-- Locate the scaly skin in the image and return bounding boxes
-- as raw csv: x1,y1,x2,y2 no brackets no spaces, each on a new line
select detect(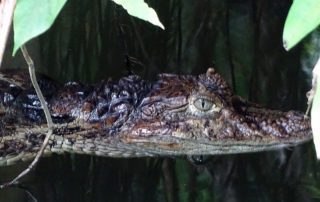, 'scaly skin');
0,68,312,166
